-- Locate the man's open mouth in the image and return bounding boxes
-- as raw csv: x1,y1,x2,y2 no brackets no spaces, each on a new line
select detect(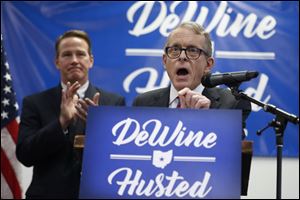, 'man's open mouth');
176,68,189,76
